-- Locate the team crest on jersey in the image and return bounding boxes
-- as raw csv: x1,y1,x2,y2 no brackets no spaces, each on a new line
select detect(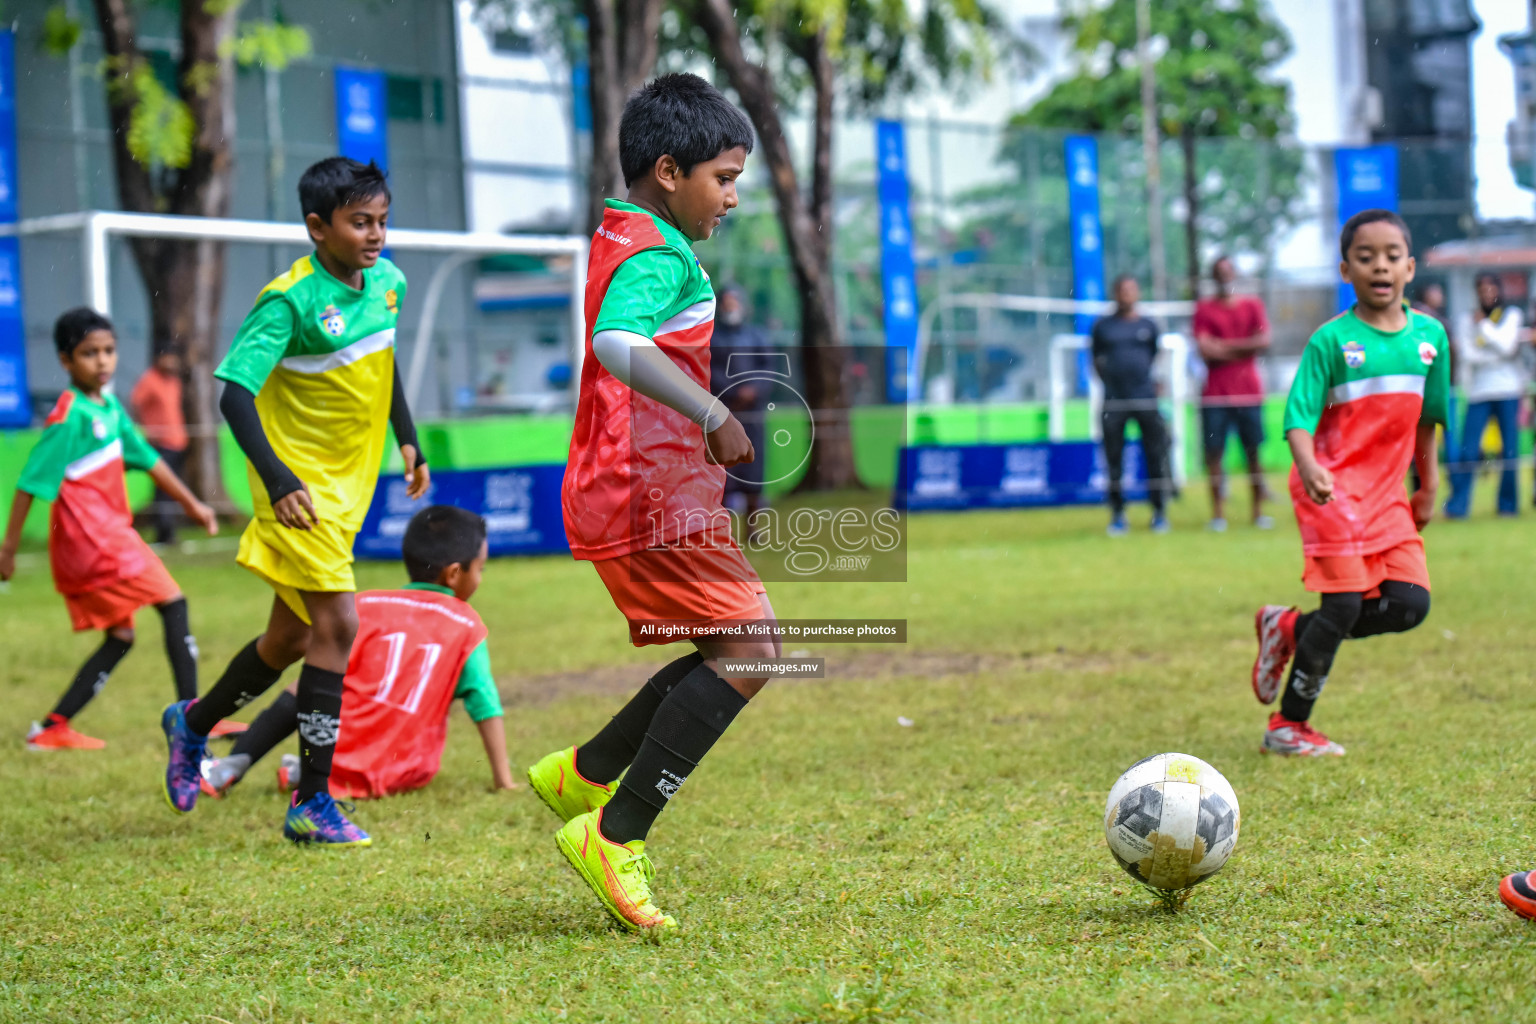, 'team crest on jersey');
1419,340,1437,366
384,289,399,314
92,418,108,440
1342,340,1366,369
320,305,346,337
